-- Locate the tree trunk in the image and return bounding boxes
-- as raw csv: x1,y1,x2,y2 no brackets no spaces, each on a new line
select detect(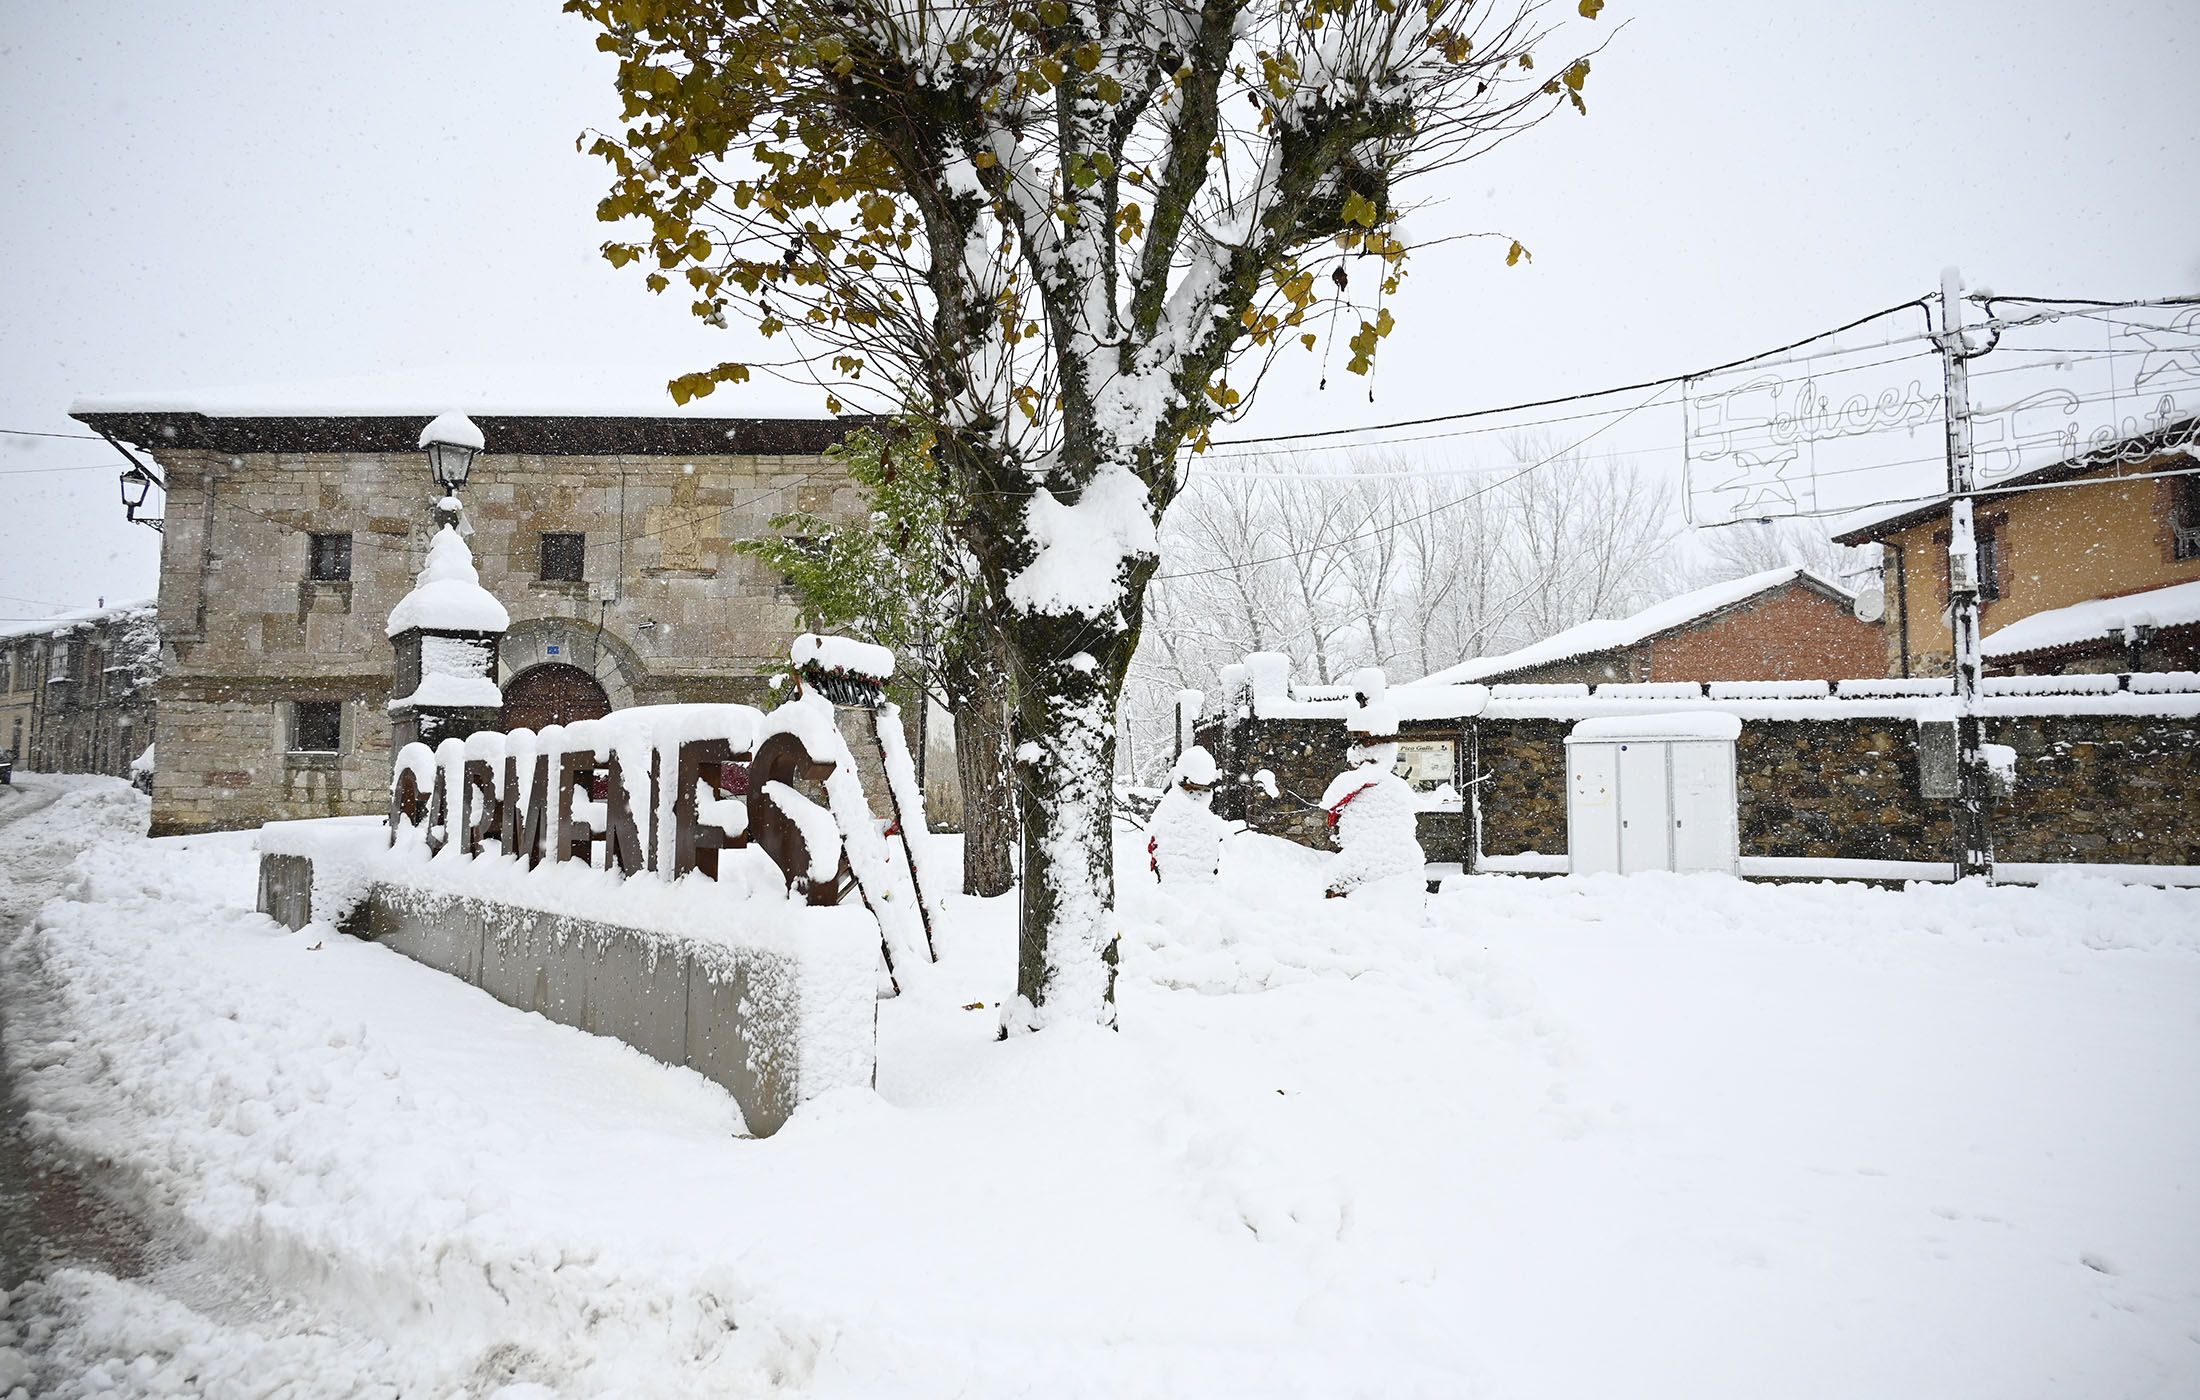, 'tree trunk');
953,677,1015,899
1005,620,1123,1032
